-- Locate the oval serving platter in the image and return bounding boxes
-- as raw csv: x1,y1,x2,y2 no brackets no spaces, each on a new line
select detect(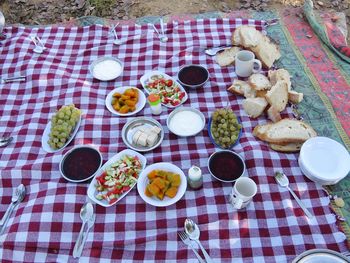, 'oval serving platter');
122,117,164,152
42,114,82,153
87,149,147,207
140,70,188,108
